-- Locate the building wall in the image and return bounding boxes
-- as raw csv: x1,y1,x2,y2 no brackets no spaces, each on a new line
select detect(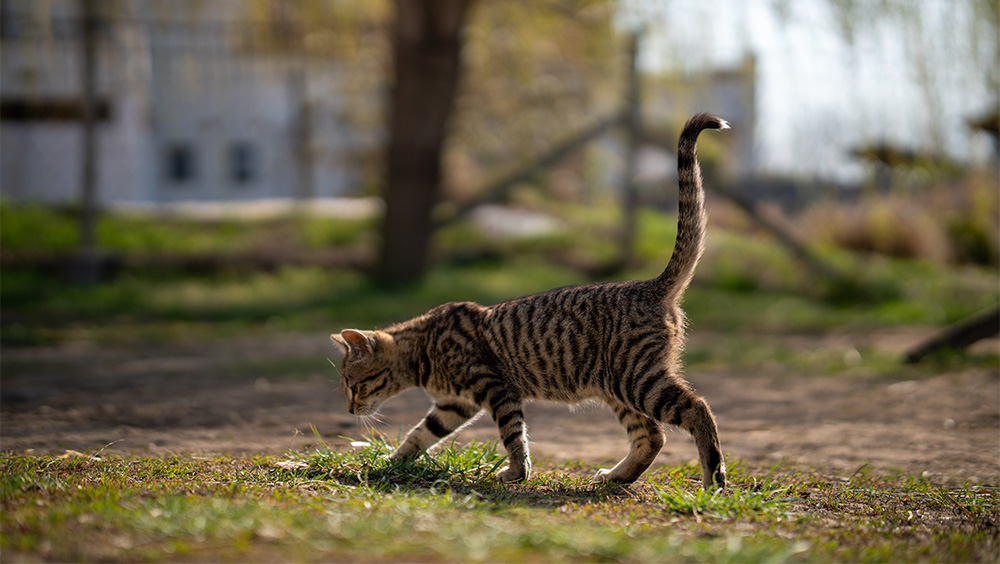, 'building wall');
0,0,364,205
